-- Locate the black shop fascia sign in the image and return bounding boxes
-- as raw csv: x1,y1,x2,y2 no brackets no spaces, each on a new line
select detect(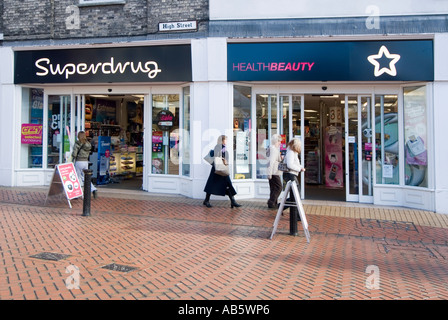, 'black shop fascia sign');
228,40,434,82
14,45,192,84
